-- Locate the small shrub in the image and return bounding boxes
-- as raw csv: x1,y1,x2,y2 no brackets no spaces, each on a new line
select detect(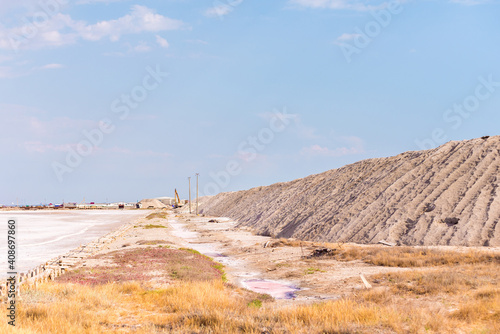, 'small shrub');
248,299,263,308
143,224,167,229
